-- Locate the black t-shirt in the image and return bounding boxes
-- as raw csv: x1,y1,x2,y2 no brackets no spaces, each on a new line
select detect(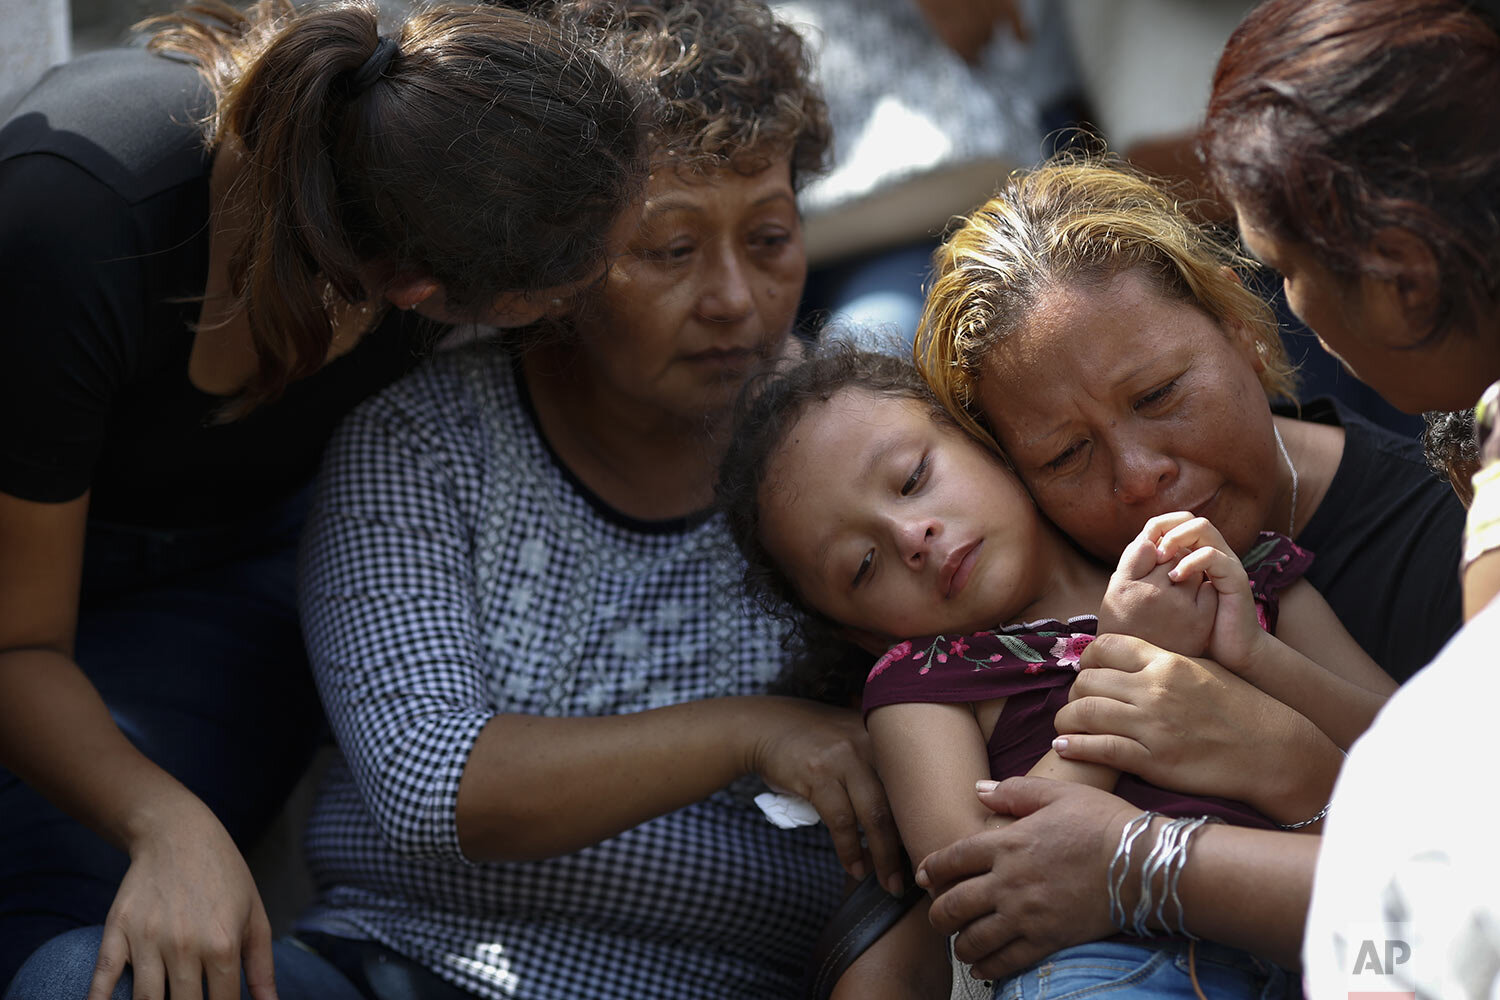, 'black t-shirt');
1290,399,1465,684
0,48,428,530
